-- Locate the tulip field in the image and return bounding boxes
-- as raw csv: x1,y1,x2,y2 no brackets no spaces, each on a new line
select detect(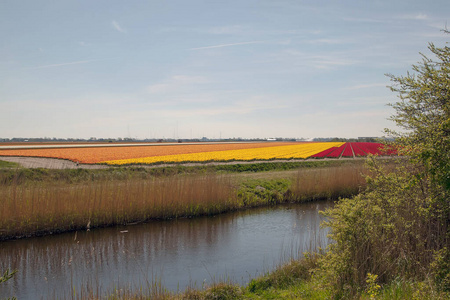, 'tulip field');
0,141,395,166
102,142,344,165
311,142,395,158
